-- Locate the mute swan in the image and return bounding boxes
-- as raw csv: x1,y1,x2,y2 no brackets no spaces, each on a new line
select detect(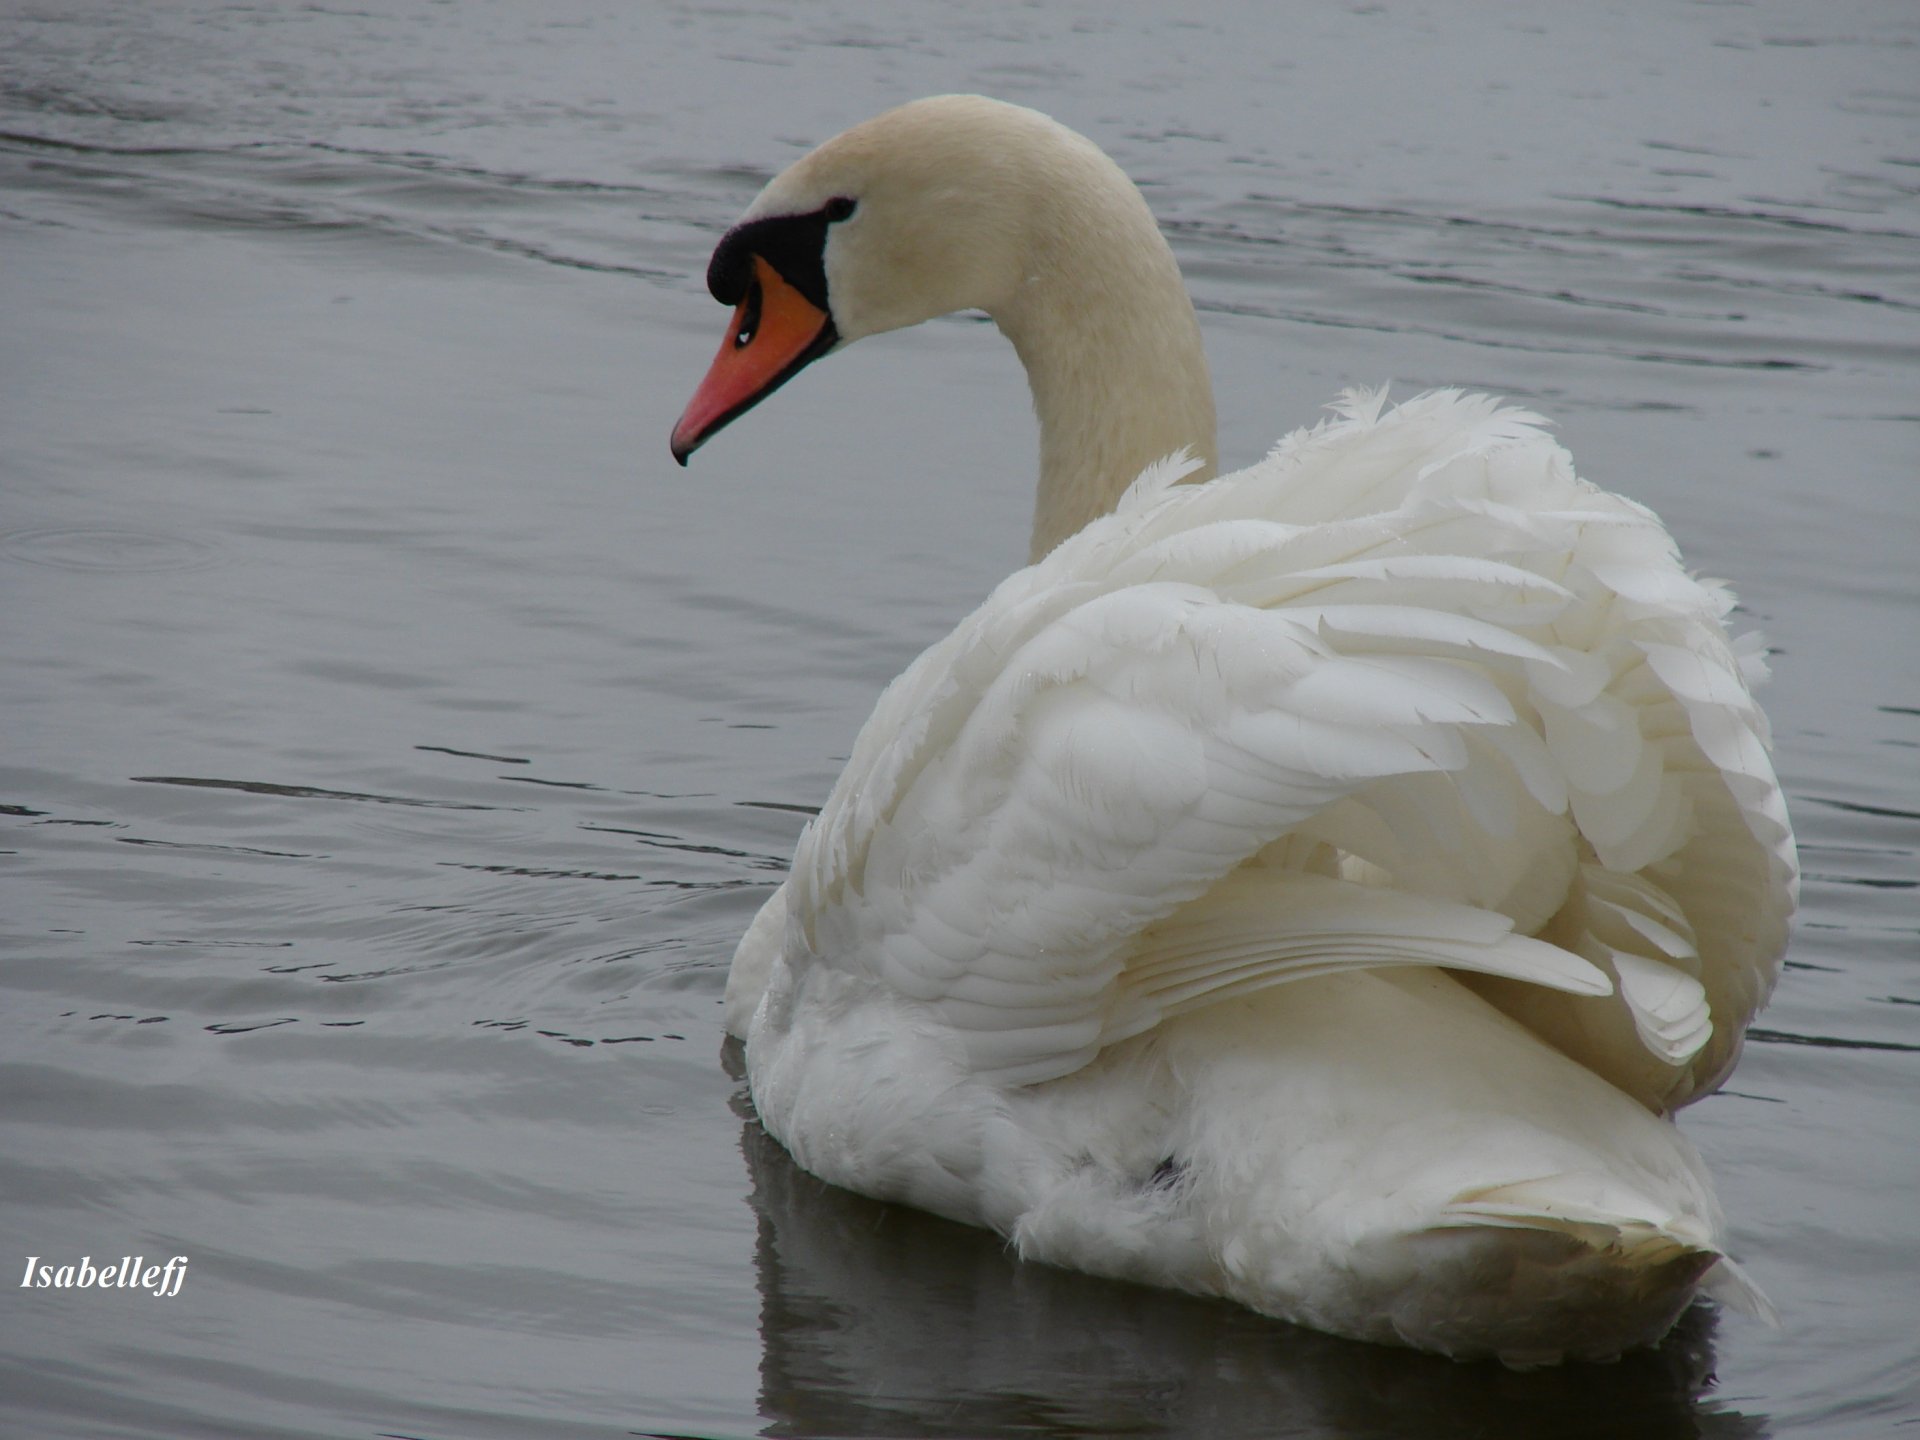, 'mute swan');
672,95,1796,1365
